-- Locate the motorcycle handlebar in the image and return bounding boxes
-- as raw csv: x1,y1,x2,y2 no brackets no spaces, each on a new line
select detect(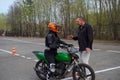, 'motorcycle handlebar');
59,44,74,52
59,45,68,49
